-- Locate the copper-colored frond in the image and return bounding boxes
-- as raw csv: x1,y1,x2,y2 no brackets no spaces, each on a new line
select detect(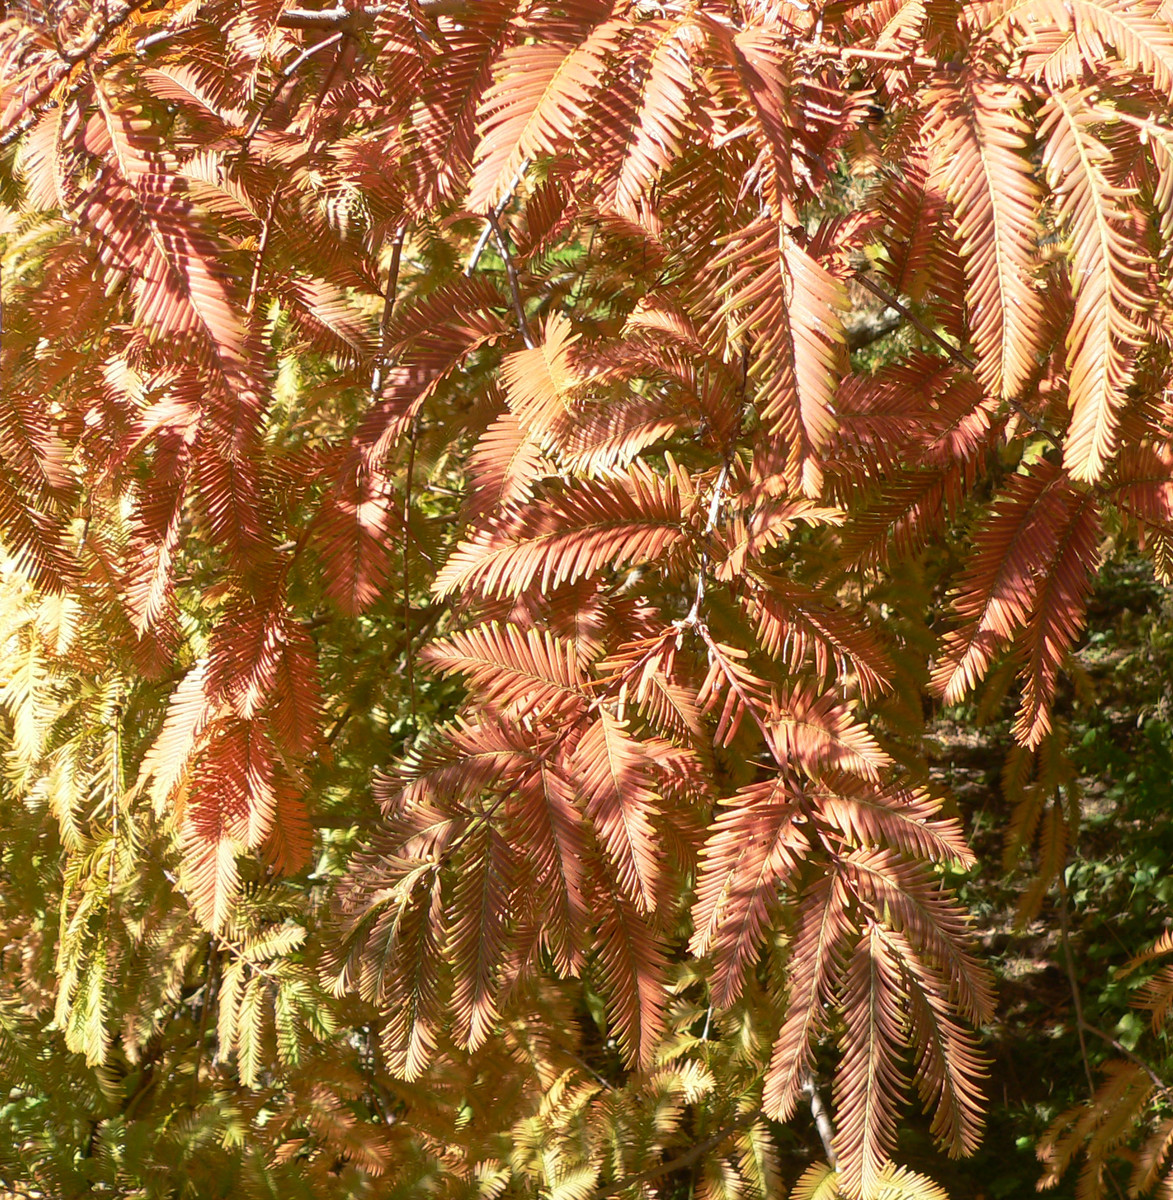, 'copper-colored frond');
810,778,975,869
377,866,446,1080
832,923,910,1198
468,20,625,213
690,774,809,1008
1012,492,1101,747
569,711,660,913
746,575,894,703
507,759,590,976
606,18,701,220
769,684,892,782
764,872,857,1121
925,75,1046,402
420,621,588,721
932,460,1071,705
449,825,516,1051
500,311,581,441
432,465,688,599
716,220,847,491
465,408,547,522
1040,87,1150,482
591,881,668,1067
843,849,995,1025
